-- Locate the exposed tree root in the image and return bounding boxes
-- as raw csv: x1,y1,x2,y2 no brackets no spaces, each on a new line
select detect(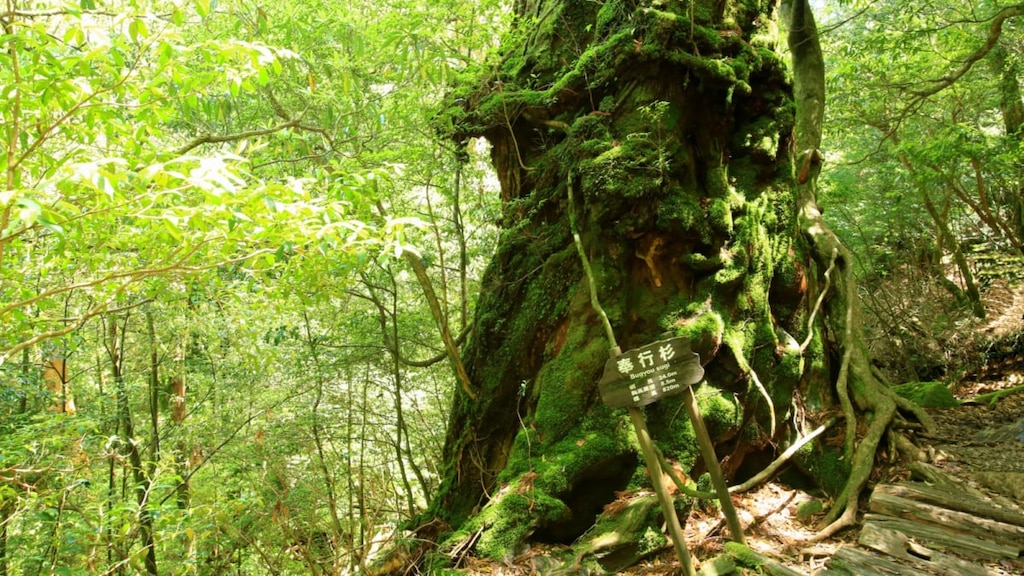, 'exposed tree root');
784,0,936,541
813,393,895,540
